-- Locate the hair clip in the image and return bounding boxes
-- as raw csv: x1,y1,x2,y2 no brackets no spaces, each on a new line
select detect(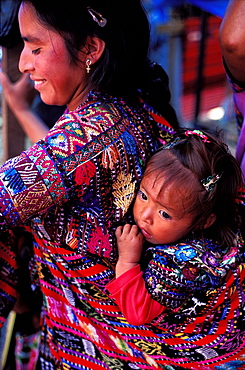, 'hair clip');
185,130,210,143
201,172,223,192
162,137,181,149
87,7,107,27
